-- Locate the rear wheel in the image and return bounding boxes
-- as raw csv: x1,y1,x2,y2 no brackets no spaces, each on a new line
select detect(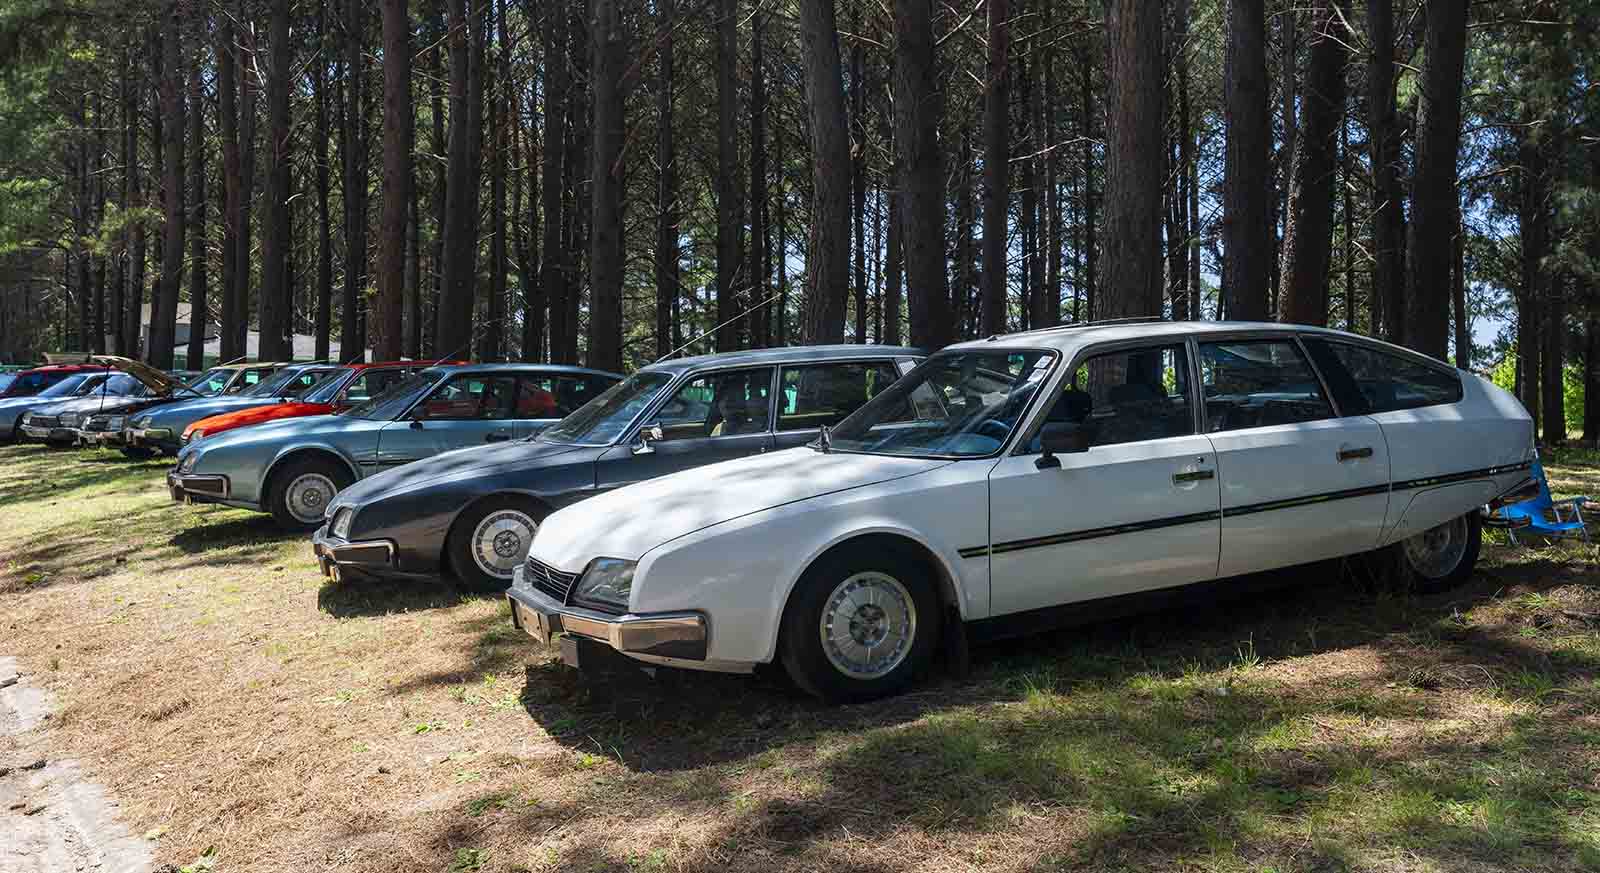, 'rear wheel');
447,496,547,592
266,456,352,532
1394,512,1482,593
779,543,940,703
